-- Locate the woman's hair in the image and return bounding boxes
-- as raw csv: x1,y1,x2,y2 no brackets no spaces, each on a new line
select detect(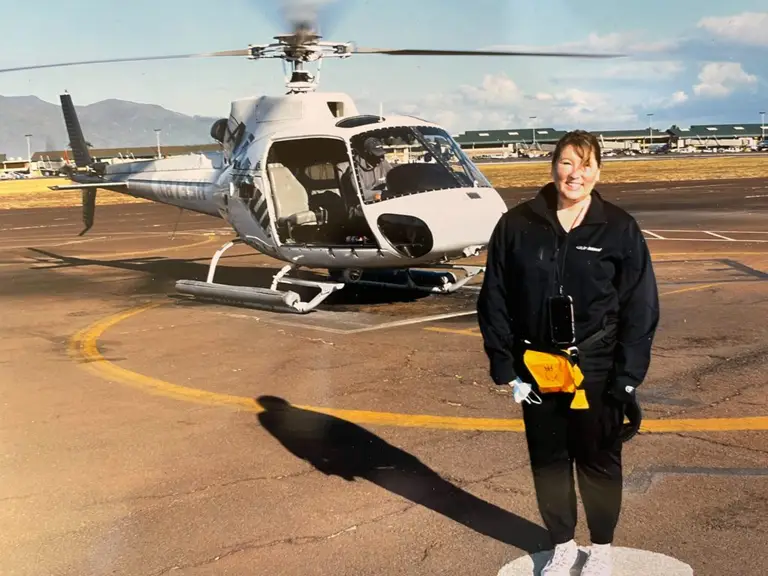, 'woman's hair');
551,129,602,168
